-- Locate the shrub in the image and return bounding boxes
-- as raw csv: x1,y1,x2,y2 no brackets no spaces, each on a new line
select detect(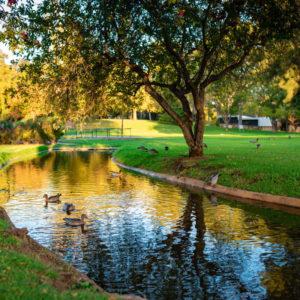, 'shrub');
0,118,64,145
